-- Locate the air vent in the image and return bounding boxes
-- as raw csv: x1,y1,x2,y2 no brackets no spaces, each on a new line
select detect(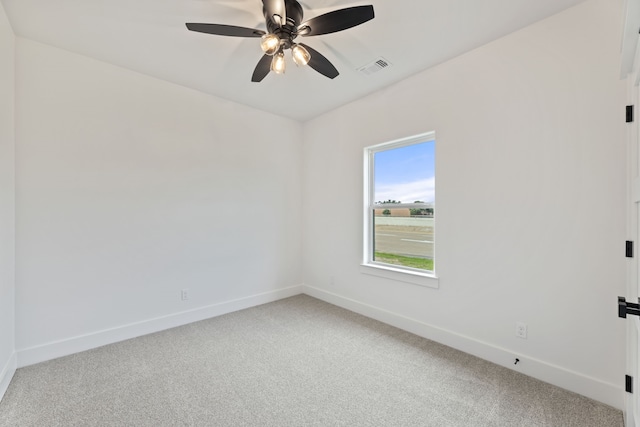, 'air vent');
357,57,391,75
